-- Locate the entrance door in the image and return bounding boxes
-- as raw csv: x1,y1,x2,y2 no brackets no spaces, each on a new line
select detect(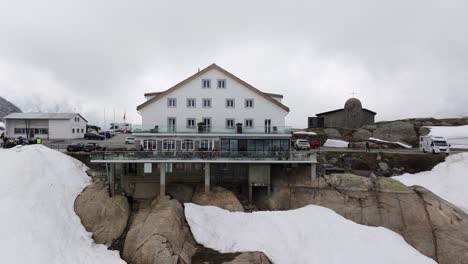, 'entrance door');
203,118,211,132
264,119,271,133
168,118,176,132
